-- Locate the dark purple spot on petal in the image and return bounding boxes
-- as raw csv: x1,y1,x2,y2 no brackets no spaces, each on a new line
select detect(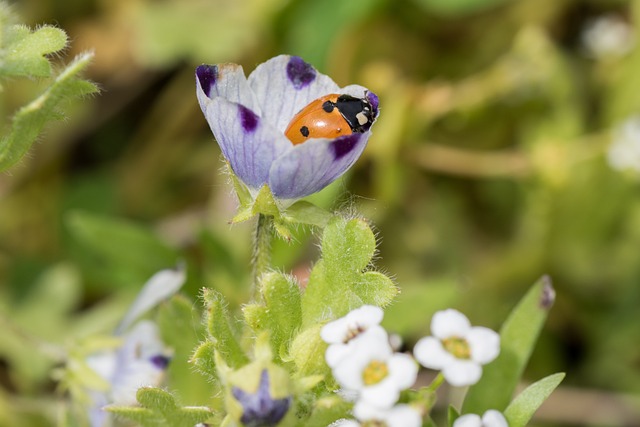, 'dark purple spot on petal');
331,134,360,159
367,91,380,117
286,56,316,90
196,65,218,98
232,370,291,427
149,354,171,370
239,105,259,133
